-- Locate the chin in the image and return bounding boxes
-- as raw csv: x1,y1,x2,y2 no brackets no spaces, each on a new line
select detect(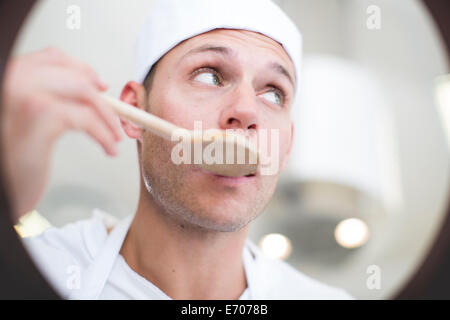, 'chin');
193,217,250,233
183,203,257,233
